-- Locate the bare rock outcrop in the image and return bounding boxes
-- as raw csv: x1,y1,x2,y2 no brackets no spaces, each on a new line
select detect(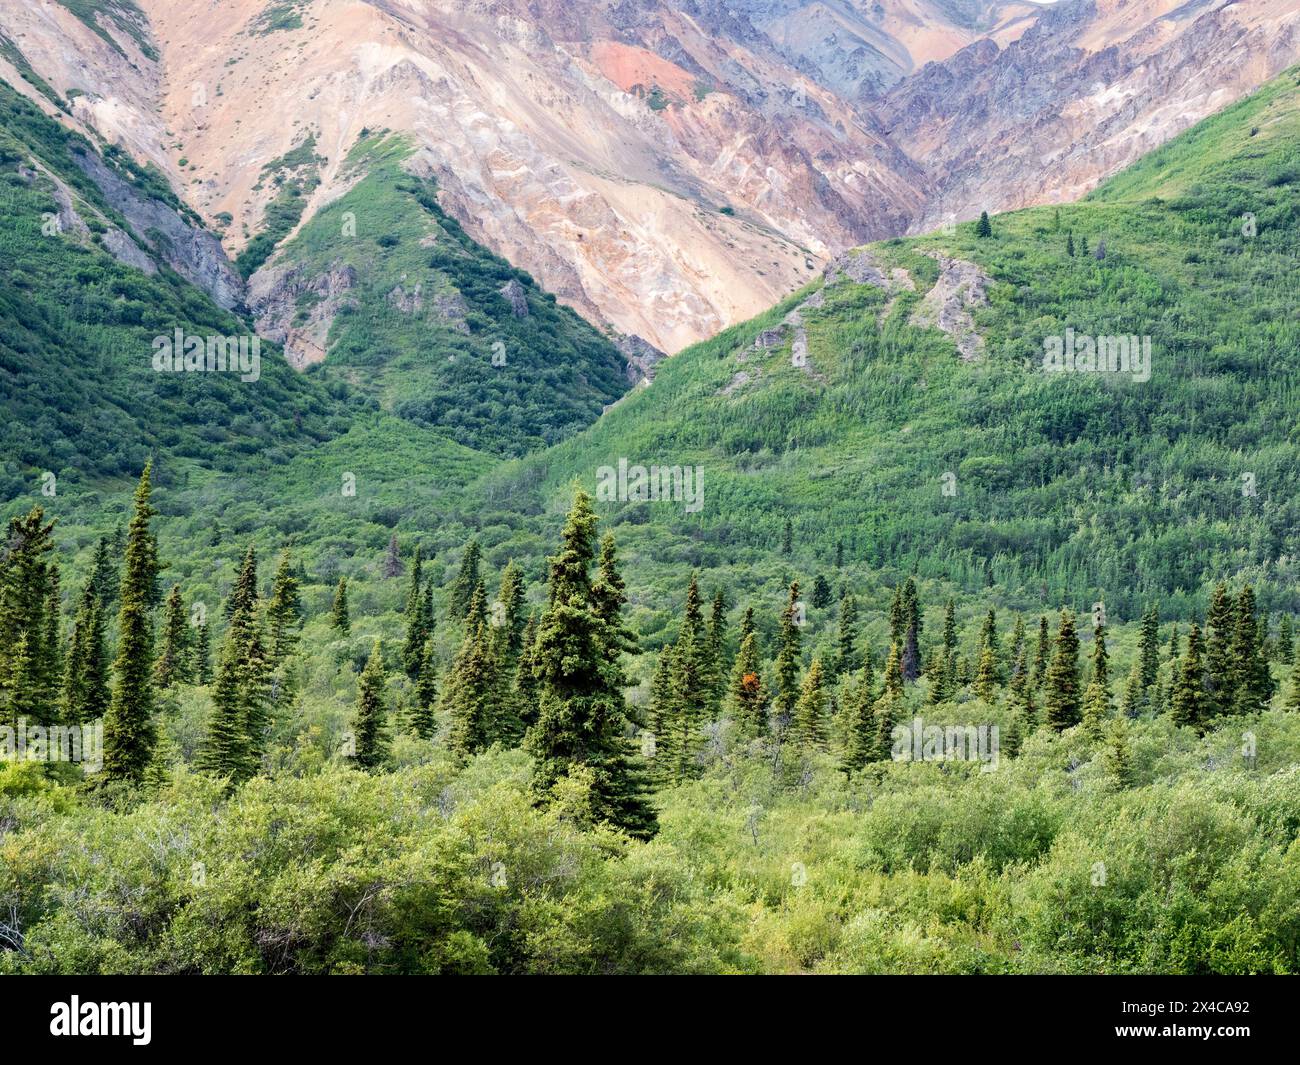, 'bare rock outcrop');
908,255,992,361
